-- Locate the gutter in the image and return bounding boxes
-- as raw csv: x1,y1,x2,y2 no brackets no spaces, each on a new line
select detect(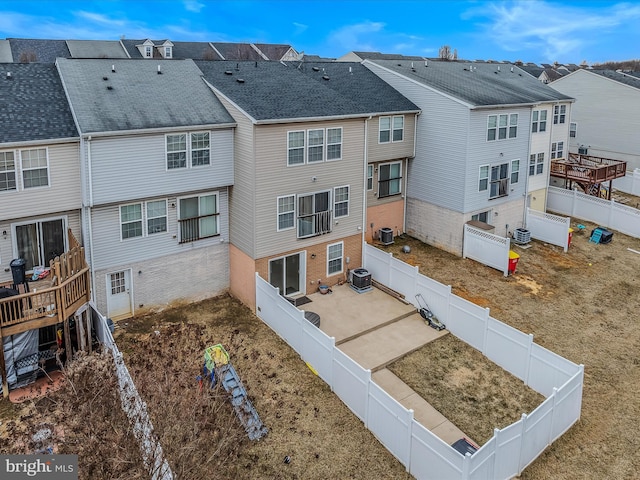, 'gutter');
0,136,80,149
79,123,237,139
